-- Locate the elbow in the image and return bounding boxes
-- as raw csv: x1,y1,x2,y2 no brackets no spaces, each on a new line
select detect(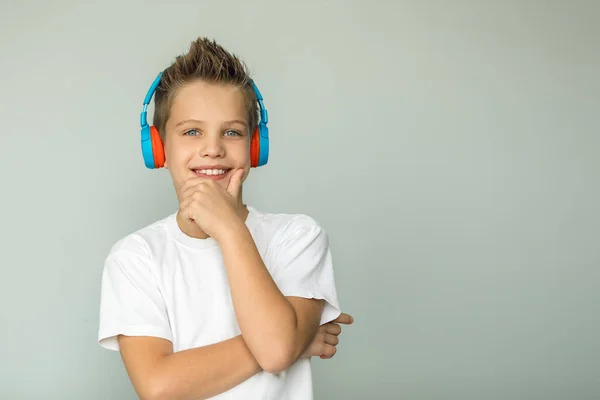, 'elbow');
137,374,172,400
257,341,296,374
260,355,293,375
140,387,170,400
138,385,164,400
